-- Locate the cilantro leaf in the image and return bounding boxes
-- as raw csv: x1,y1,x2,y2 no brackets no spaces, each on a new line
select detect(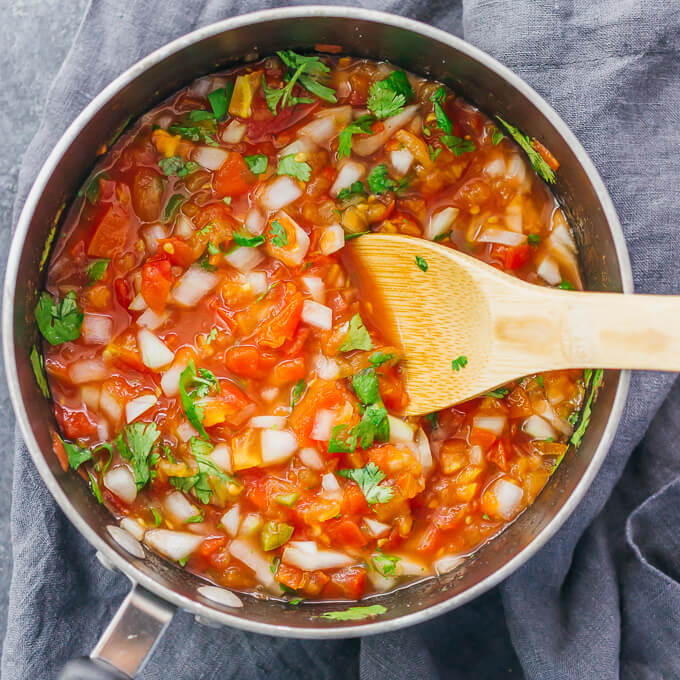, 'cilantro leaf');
382,70,413,99
344,231,371,241
291,379,305,408
270,220,288,248
570,369,603,449
368,82,406,119
528,233,541,245
298,74,337,103
277,50,329,75
559,280,575,290
369,351,396,367
87,259,109,283
496,116,556,184
78,172,107,205
433,101,452,134
277,154,311,182
428,144,442,162
179,361,218,439
337,181,367,201
430,86,446,103
441,135,476,156
352,367,381,404
151,508,162,526
88,471,103,503
244,154,268,175
233,231,266,248
338,462,394,505
189,110,215,122
158,156,185,176
425,412,439,429
30,345,49,398
486,388,509,398
208,83,233,120
353,403,389,449
338,313,373,352
328,424,358,454
35,291,83,345
372,551,400,576
168,120,218,146
367,164,396,194
320,604,387,621
115,421,160,489
415,256,428,272
492,128,504,146
185,512,205,524
451,355,468,371
337,115,375,159
61,437,92,470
